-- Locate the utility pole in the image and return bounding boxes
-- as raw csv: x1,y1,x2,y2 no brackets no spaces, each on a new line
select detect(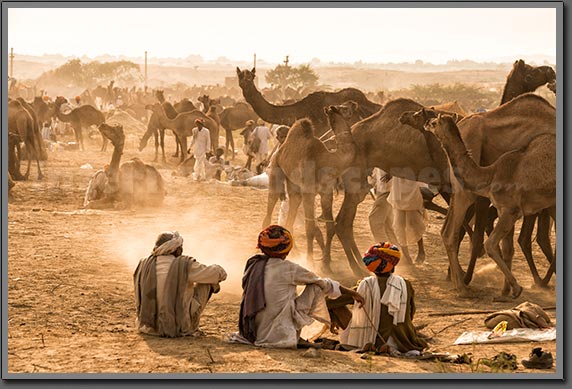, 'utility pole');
144,51,148,92
253,53,256,69
9,47,14,79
